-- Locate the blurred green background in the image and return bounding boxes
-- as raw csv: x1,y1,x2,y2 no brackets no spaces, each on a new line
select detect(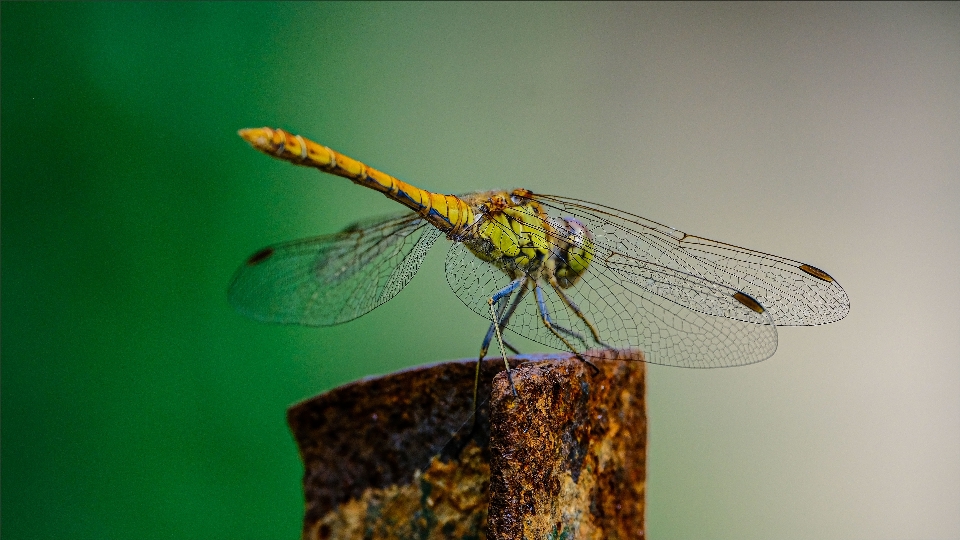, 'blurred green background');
3,3,958,539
